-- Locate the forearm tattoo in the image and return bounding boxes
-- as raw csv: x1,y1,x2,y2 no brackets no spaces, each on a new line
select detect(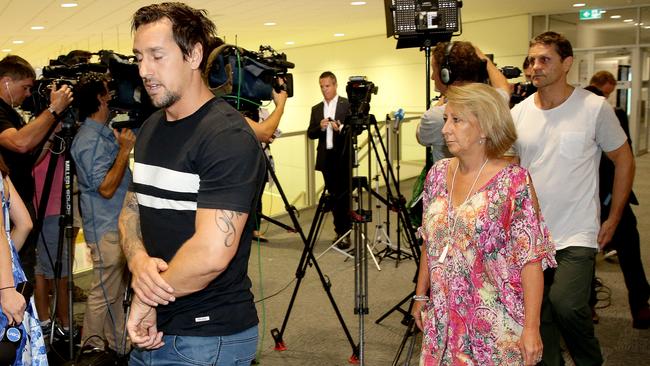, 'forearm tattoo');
215,210,244,247
120,192,145,260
